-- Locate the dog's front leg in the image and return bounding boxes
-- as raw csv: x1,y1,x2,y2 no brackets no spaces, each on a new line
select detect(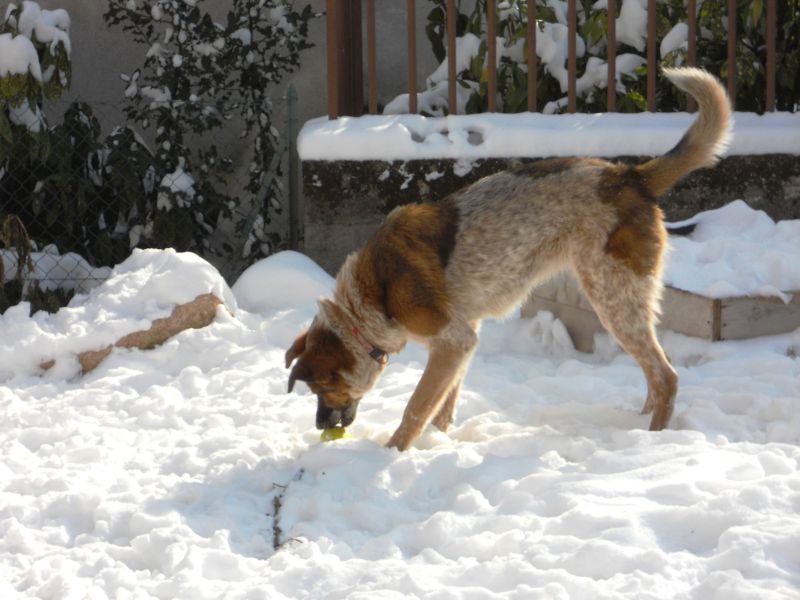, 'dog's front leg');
386,328,477,451
432,379,461,432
